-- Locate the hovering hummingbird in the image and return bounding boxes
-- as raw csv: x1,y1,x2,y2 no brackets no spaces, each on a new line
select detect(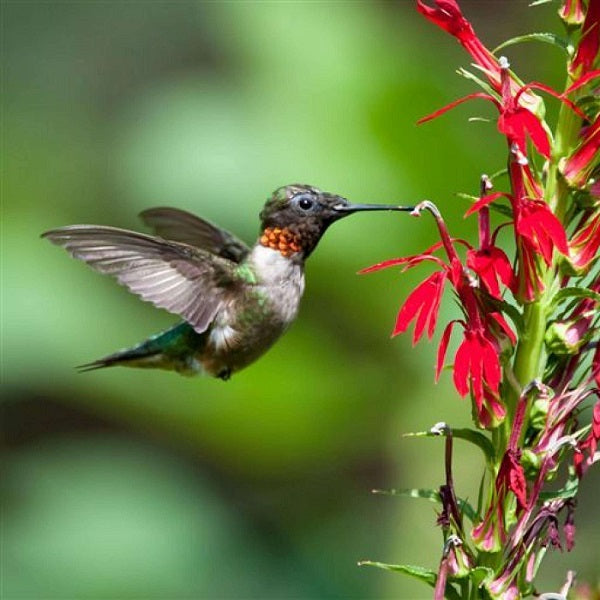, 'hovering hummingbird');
43,184,410,380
